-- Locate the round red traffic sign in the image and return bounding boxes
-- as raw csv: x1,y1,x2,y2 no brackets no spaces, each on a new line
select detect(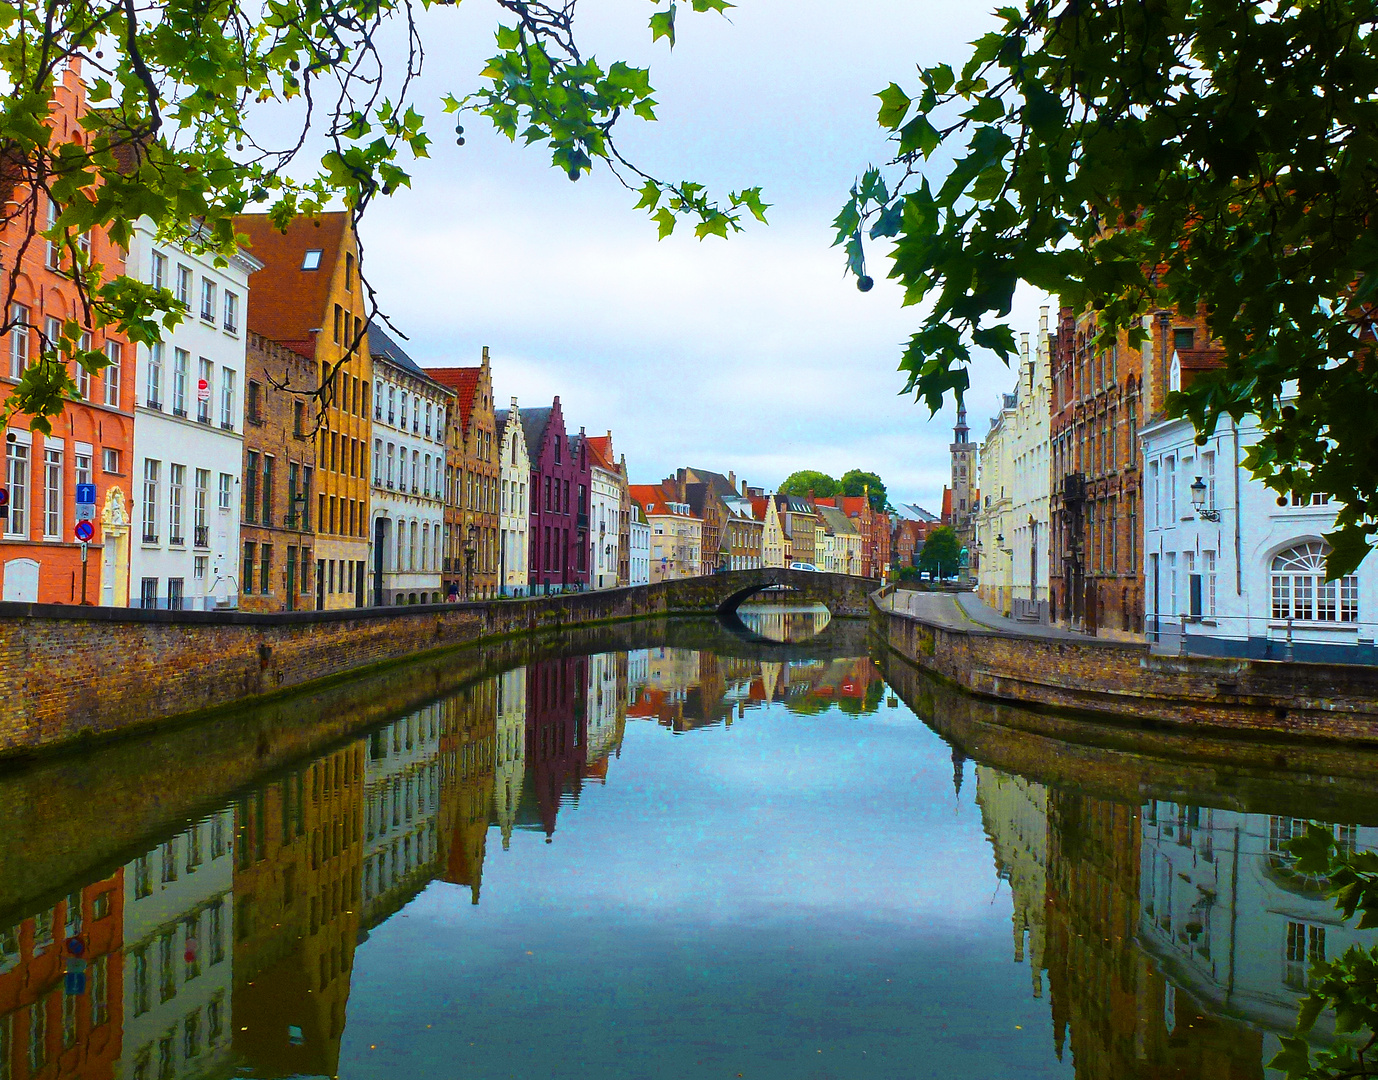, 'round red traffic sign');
74,519,94,542
197,378,210,402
